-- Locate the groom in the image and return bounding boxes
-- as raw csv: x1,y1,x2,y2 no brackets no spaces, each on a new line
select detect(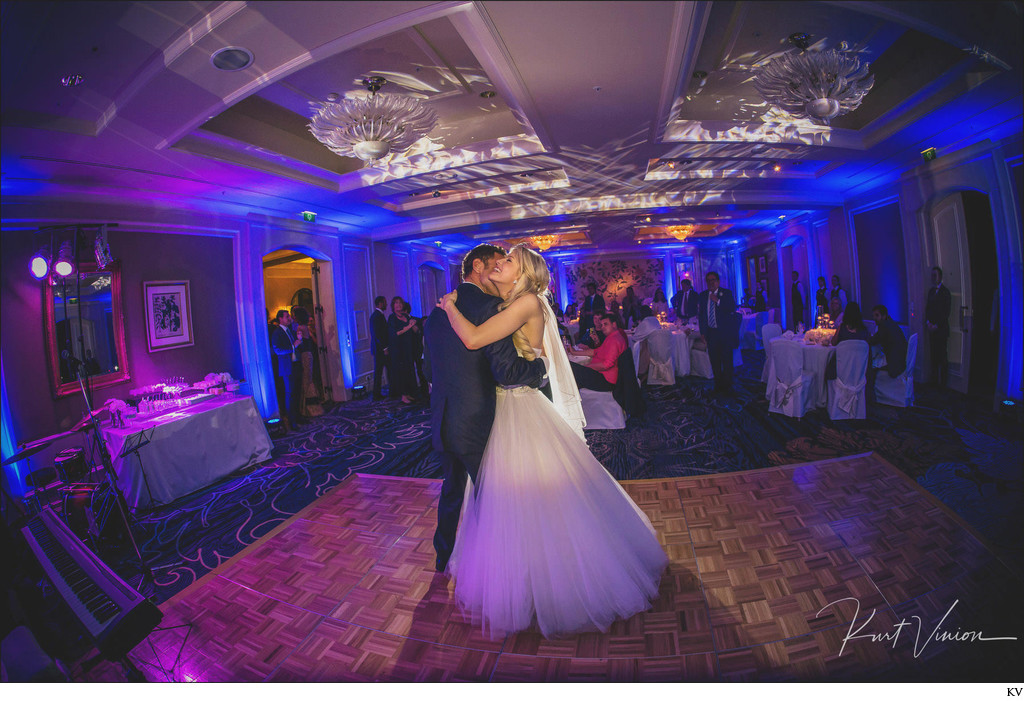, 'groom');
424,244,549,573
